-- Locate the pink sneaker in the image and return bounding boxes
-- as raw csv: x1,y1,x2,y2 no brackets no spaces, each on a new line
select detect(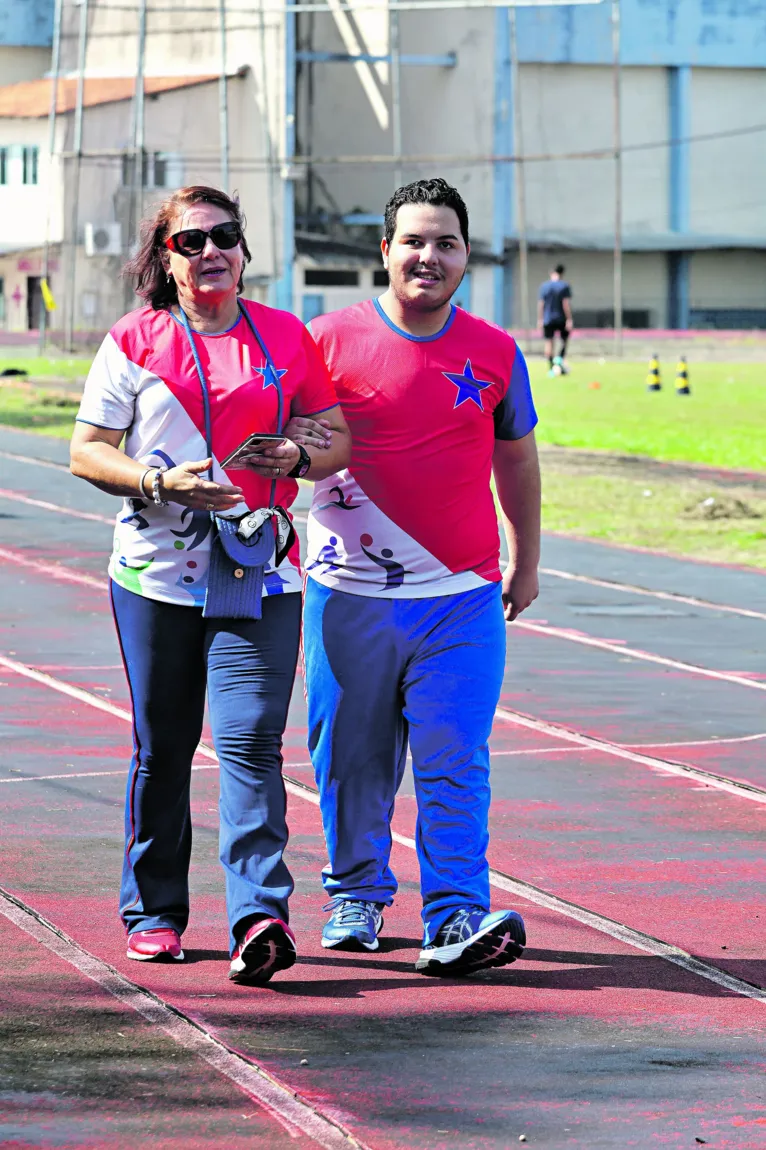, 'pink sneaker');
126,927,184,962
229,918,296,985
